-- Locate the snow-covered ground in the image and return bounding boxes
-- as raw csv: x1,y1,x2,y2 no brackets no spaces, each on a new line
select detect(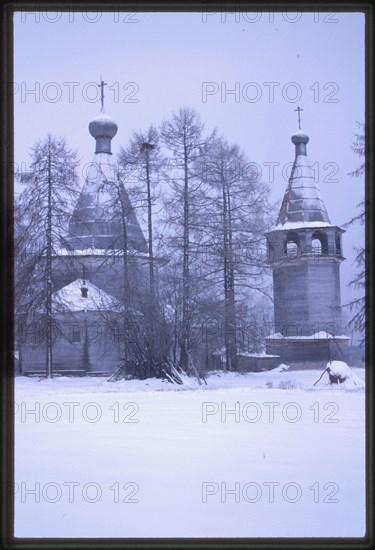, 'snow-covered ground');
15,368,366,538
